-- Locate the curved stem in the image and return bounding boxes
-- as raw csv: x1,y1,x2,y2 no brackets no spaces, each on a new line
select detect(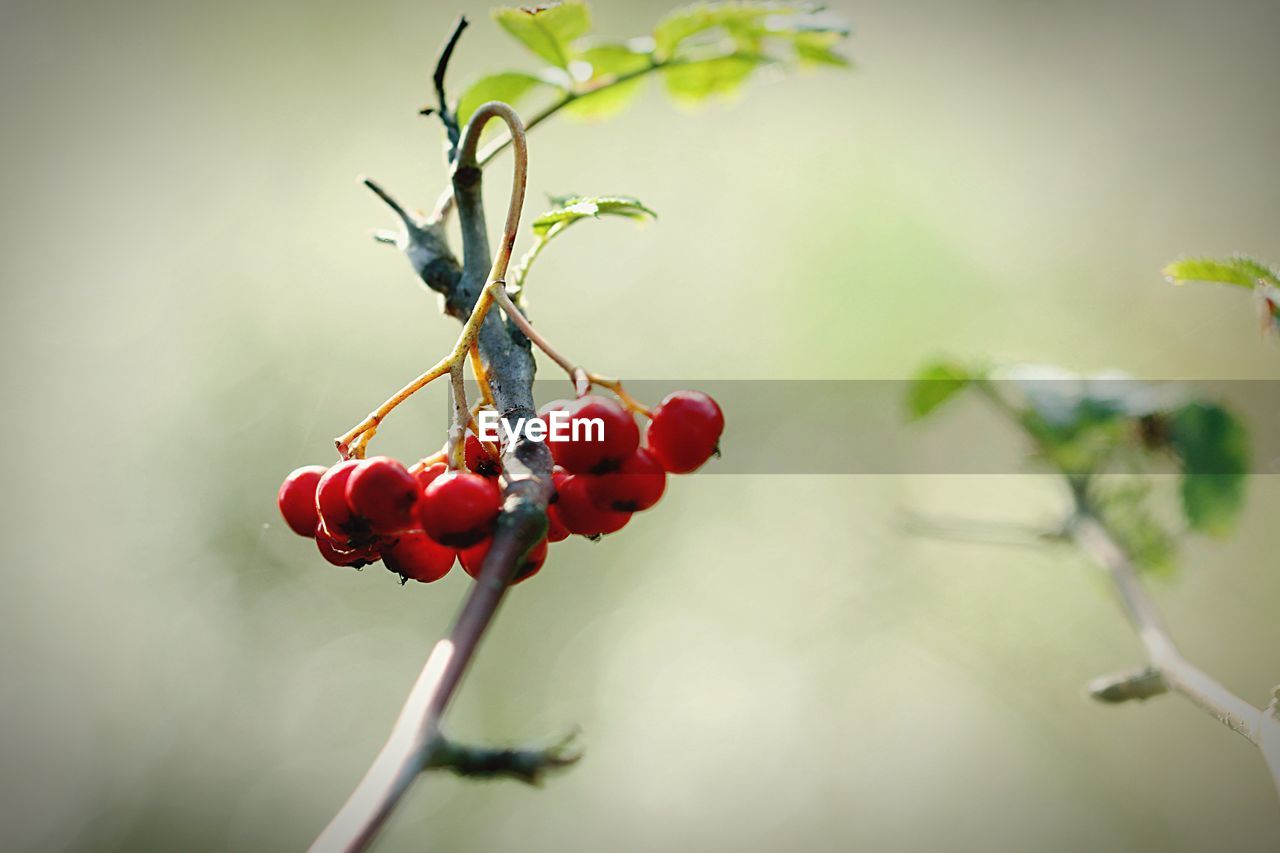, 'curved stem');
335,102,529,459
